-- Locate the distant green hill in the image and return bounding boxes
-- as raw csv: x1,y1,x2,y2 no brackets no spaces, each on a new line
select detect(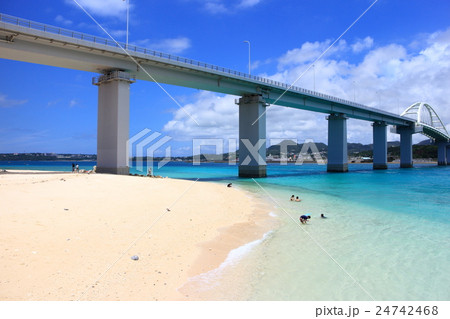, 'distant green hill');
265,139,436,160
